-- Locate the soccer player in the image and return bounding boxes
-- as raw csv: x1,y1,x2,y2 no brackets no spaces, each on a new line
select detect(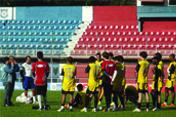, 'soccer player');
20,55,37,104
112,55,126,111
101,52,117,112
95,53,104,105
133,51,150,112
151,57,163,111
124,85,138,105
58,57,77,112
31,51,50,111
161,54,176,107
81,56,103,112
2,57,15,107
